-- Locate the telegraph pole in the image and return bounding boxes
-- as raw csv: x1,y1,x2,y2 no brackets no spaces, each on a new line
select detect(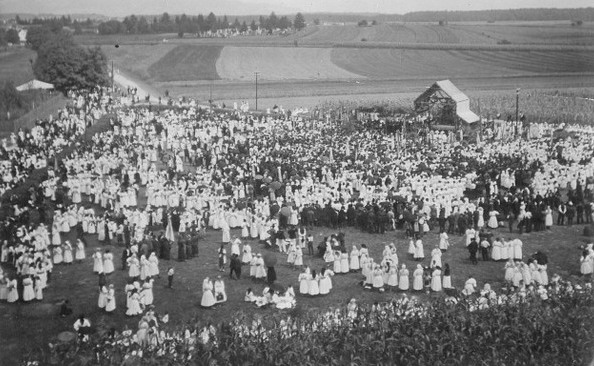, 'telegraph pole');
515,88,520,122
111,60,114,93
254,71,260,111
